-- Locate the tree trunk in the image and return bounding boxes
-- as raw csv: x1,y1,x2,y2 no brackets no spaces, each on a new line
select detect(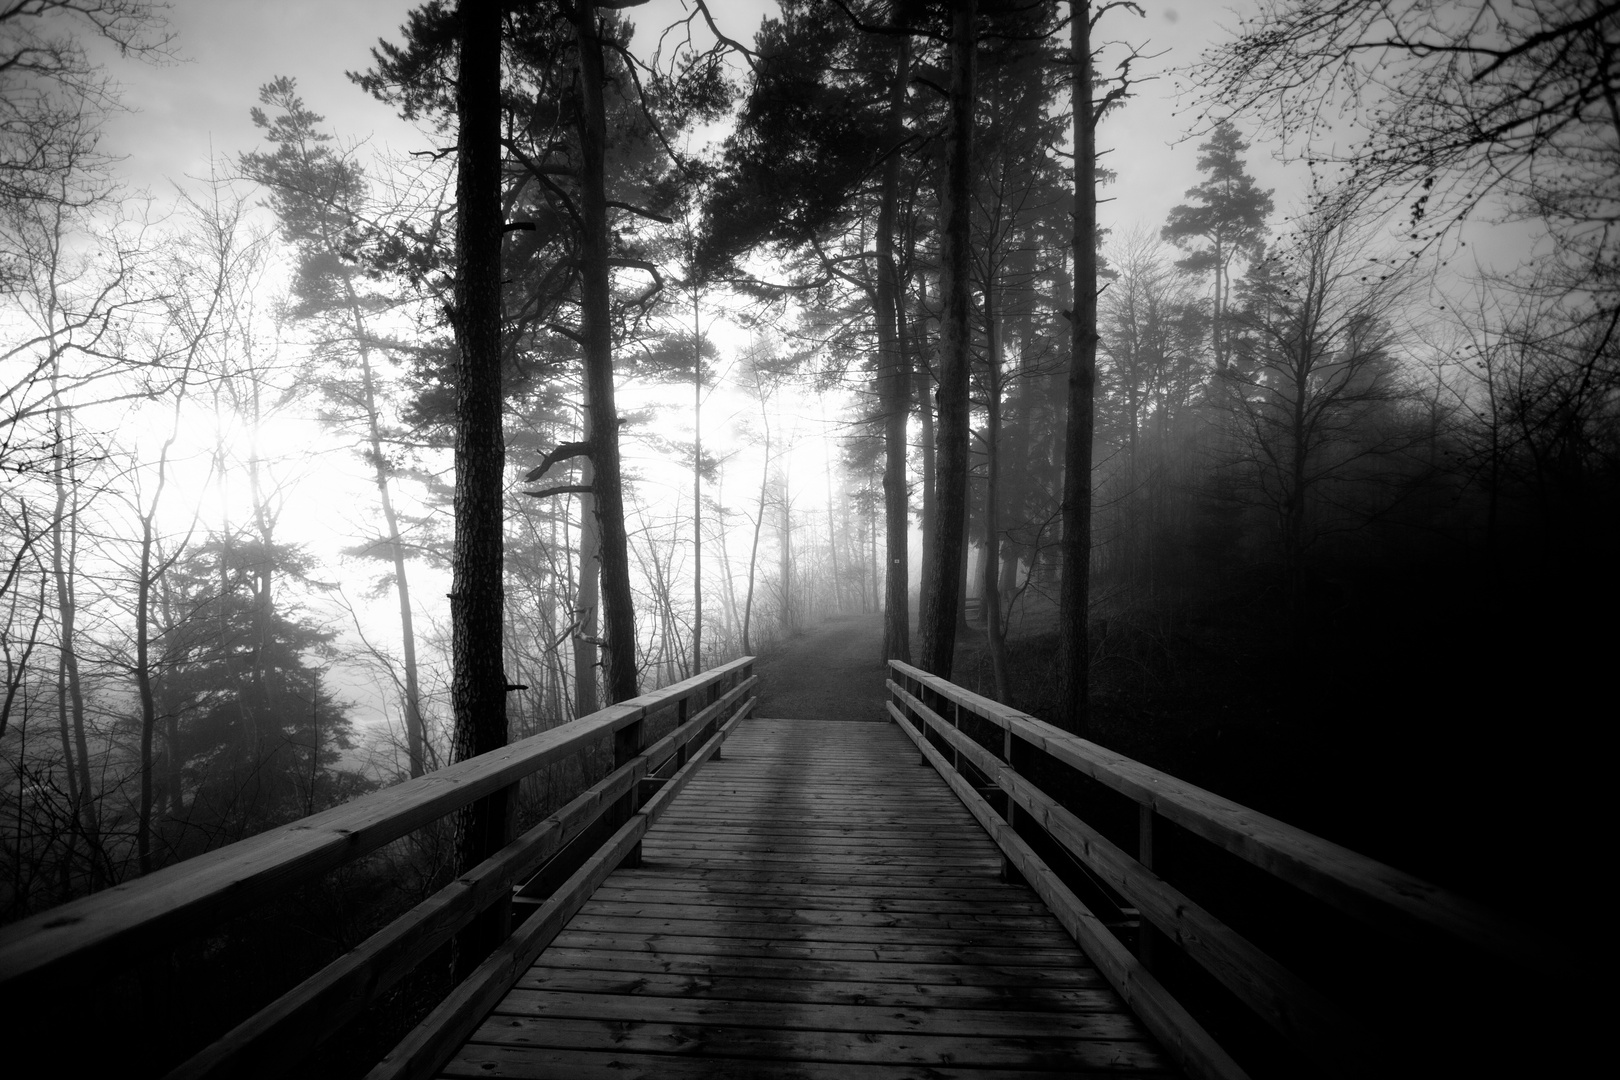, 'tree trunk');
1058,1,1098,733
742,425,770,653
345,278,427,778
692,280,704,674
573,398,601,717
913,282,936,626
917,0,976,678
879,34,913,664
449,0,510,973
982,298,1011,700
576,1,639,703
